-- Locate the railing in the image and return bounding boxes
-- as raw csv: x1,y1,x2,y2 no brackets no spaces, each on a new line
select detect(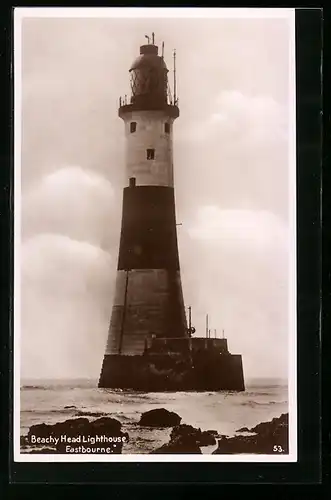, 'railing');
118,95,132,107
145,337,229,355
118,94,178,108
